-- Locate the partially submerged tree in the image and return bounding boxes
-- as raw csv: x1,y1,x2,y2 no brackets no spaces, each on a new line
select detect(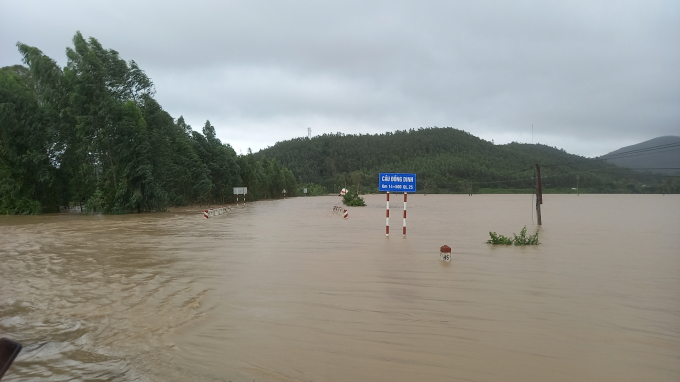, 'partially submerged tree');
2,32,295,214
